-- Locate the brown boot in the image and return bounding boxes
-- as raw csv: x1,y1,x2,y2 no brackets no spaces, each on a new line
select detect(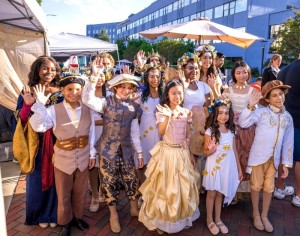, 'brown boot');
110,217,121,233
